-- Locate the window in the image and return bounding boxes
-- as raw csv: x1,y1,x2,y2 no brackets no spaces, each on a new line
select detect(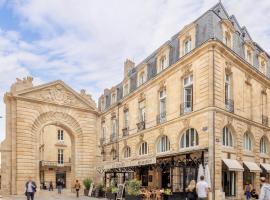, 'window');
243,132,252,151
138,71,146,86
111,149,117,160
111,118,117,139
183,74,193,113
111,93,116,104
139,142,148,155
57,130,64,142
159,90,166,122
101,99,105,111
124,110,129,128
184,38,192,55
246,50,252,64
223,127,233,147
224,31,232,48
225,74,233,112
159,56,167,72
124,147,131,158
123,83,129,96
222,171,236,197
180,128,198,148
58,149,64,164
101,123,106,139
157,135,170,153
260,137,268,154
139,101,146,122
